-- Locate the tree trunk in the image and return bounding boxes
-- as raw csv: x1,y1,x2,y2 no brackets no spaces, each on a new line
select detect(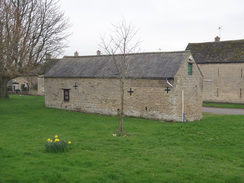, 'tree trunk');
0,76,10,98
118,79,125,133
